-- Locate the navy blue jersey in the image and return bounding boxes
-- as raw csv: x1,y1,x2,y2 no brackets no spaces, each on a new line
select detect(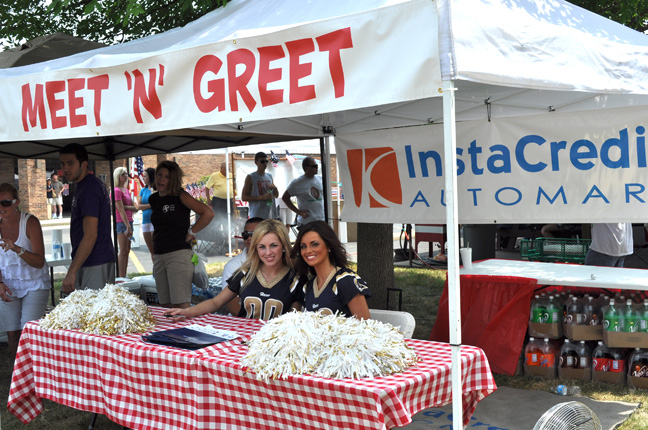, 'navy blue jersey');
302,267,371,317
228,268,302,320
